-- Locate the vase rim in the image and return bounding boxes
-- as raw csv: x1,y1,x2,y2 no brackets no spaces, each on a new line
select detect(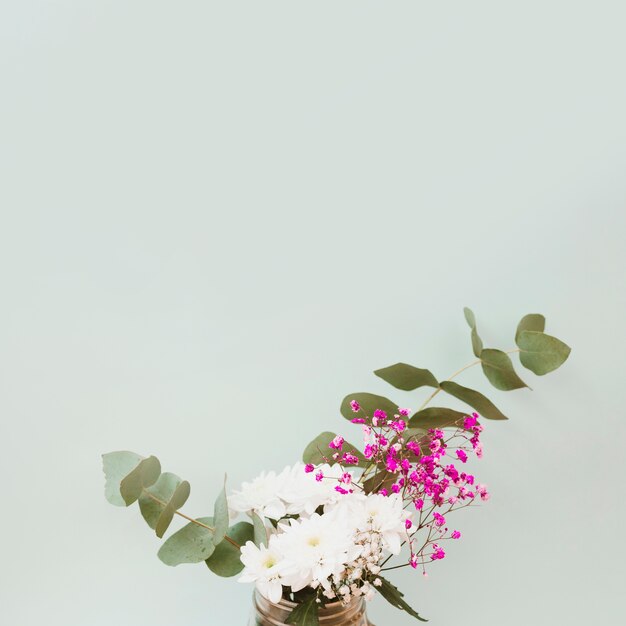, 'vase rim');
252,588,367,623
254,588,361,610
